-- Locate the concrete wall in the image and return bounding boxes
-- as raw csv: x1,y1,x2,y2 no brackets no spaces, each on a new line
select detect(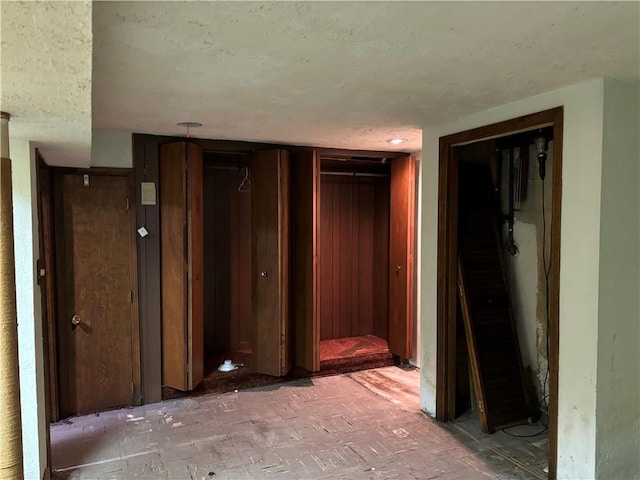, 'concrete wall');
91,129,132,168
420,78,606,479
595,78,640,480
12,139,47,480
